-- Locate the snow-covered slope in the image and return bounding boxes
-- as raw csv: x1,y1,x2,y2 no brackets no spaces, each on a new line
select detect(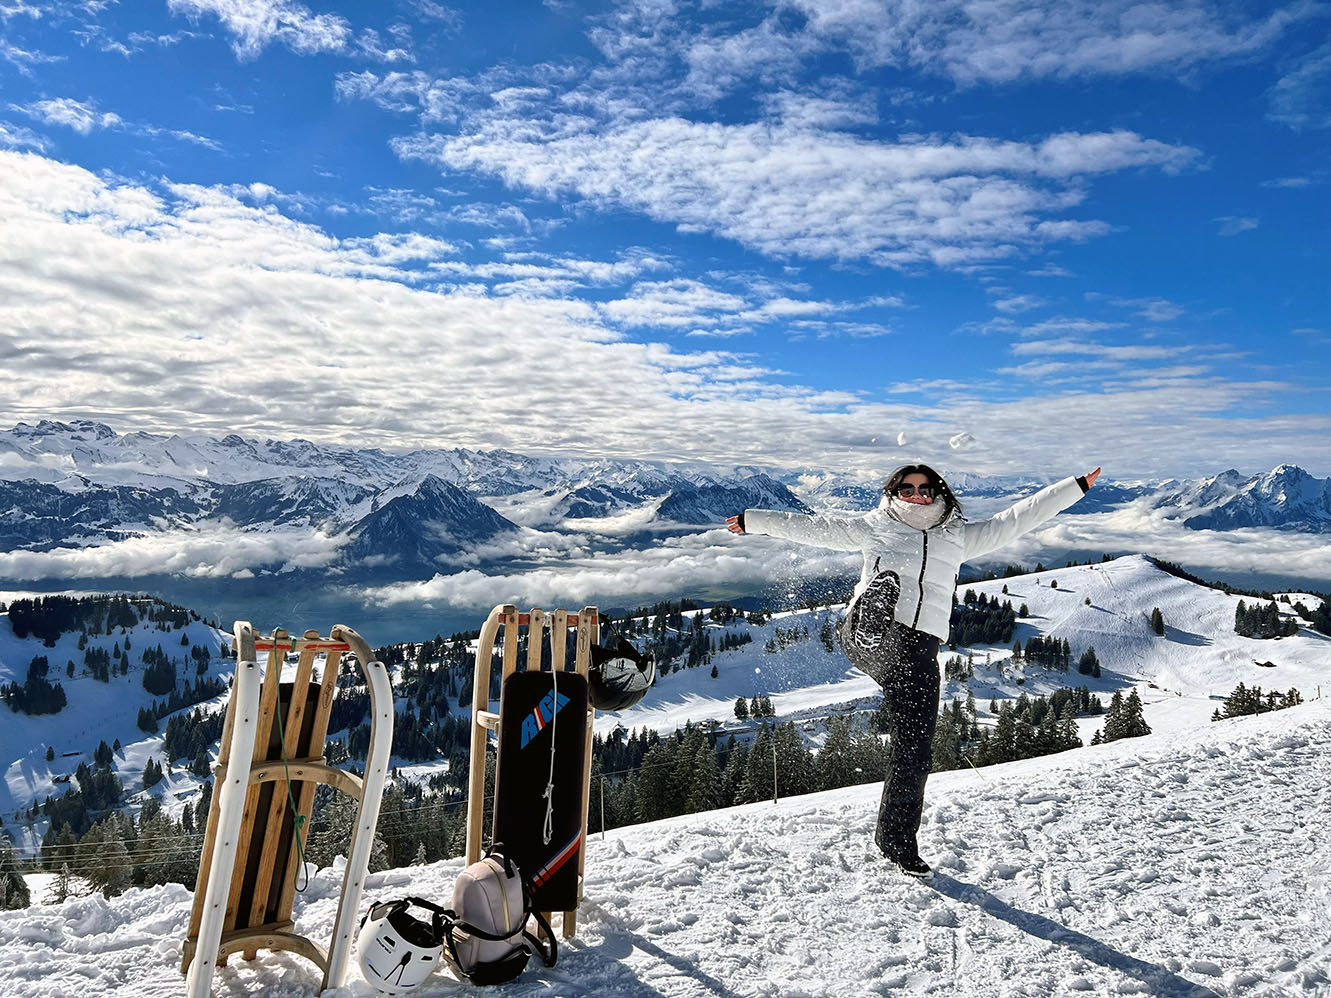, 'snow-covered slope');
0,601,230,857
3,695,1327,997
